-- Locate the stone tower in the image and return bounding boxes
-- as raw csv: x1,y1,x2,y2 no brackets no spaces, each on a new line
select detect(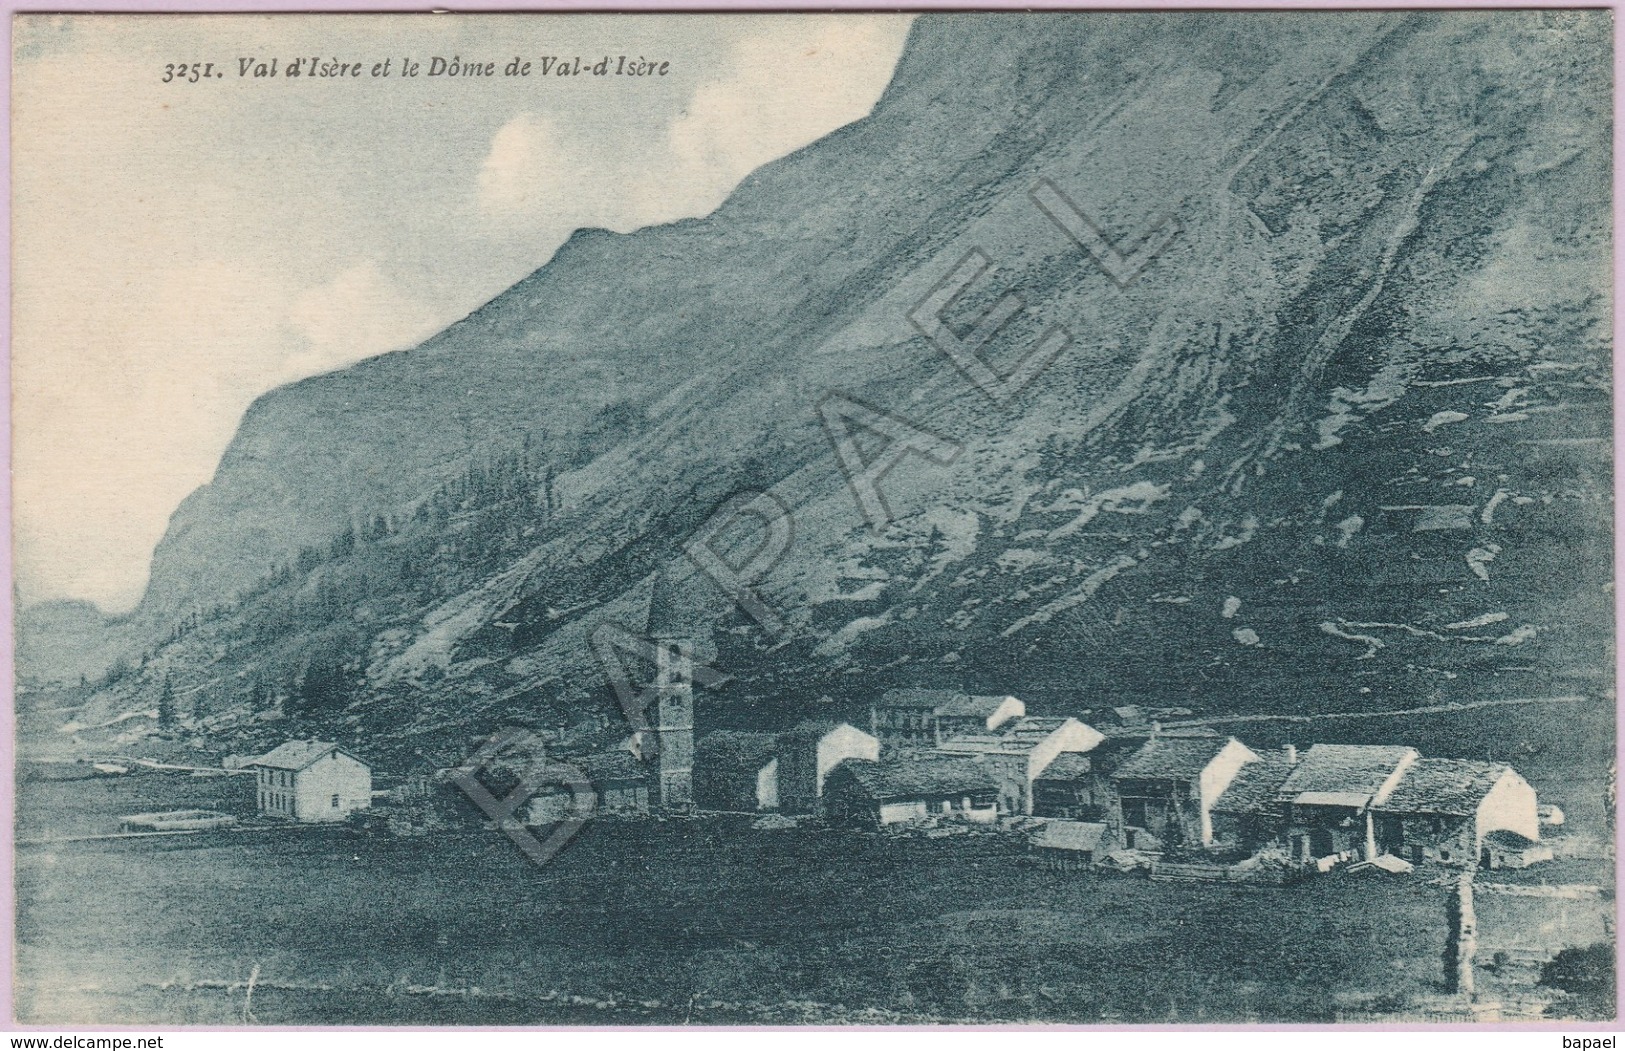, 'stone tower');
652,638,695,808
